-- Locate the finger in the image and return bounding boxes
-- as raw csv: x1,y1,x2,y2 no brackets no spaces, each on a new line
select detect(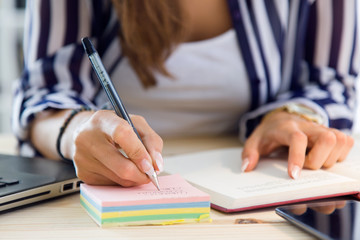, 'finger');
242,116,304,173
72,147,138,186
335,200,347,209
311,204,336,215
78,170,117,185
304,131,336,170
86,137,150,184
242,133,261,172
94,111,155,177
289,204,308,215
322,129,347,168
251,118,308,179
131,115,164,172
77,169,138,187
287,131,308,179
73,123,150,184
92,164,144,187
338,135,354,162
